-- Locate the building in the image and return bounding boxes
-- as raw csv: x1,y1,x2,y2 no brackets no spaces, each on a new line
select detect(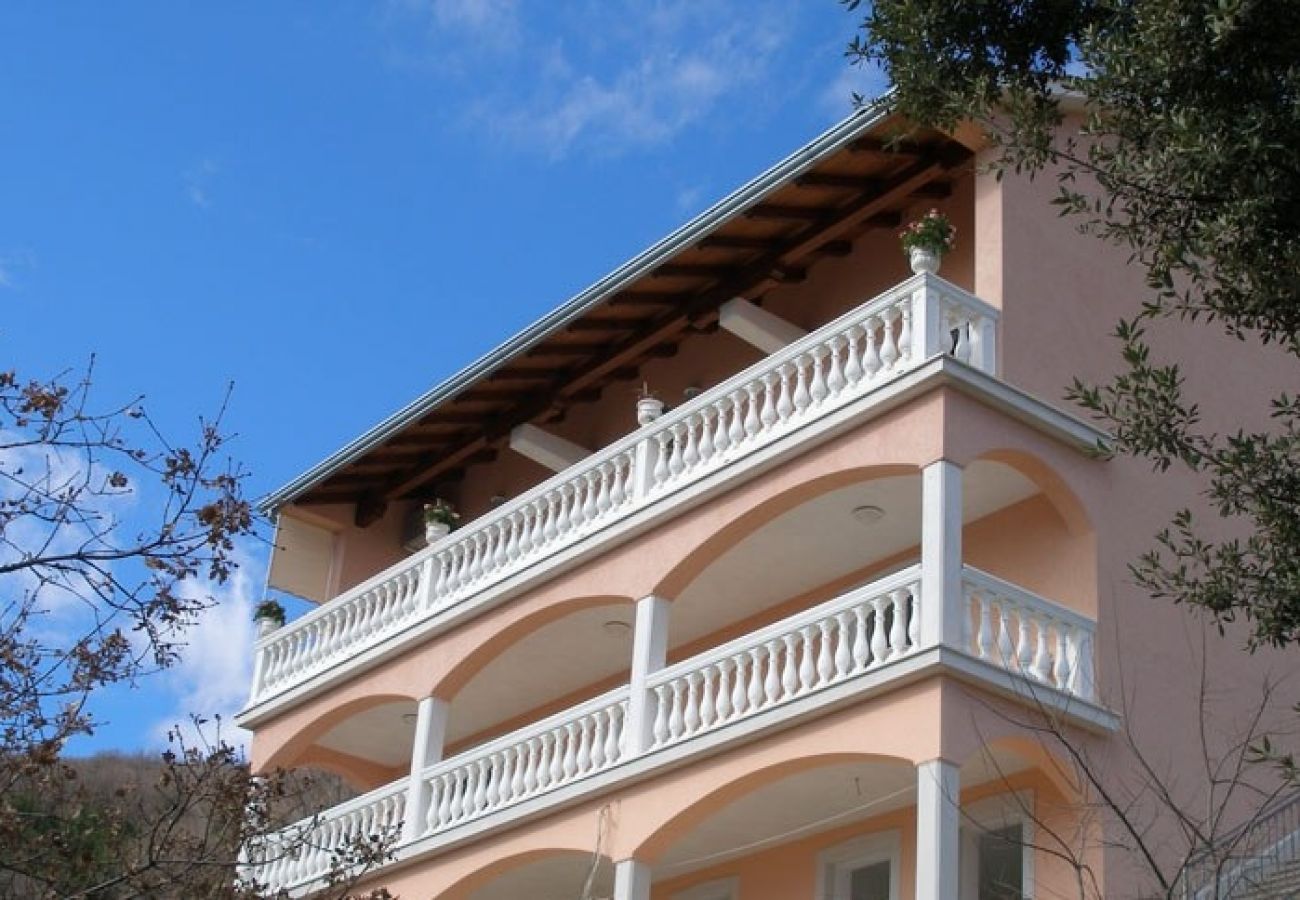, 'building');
234,100,1294,899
